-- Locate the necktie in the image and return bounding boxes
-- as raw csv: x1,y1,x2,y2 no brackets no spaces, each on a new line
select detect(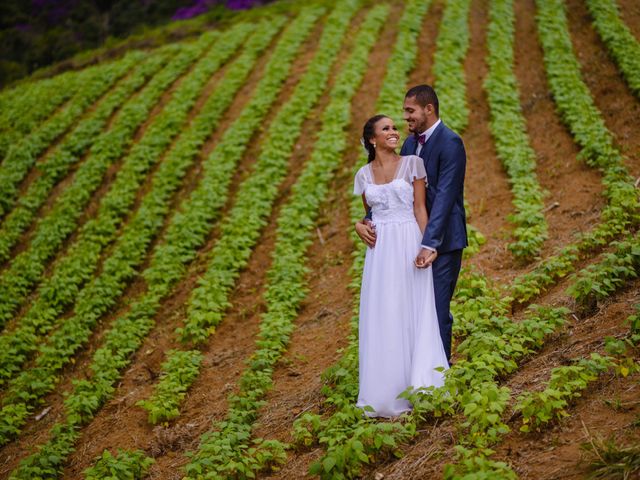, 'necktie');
418,133,427,145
